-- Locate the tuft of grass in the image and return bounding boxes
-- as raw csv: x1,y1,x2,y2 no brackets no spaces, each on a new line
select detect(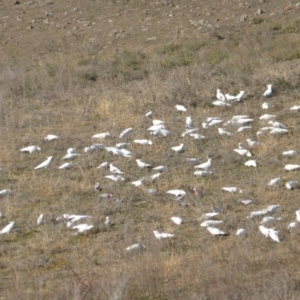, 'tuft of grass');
252,17,264,25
